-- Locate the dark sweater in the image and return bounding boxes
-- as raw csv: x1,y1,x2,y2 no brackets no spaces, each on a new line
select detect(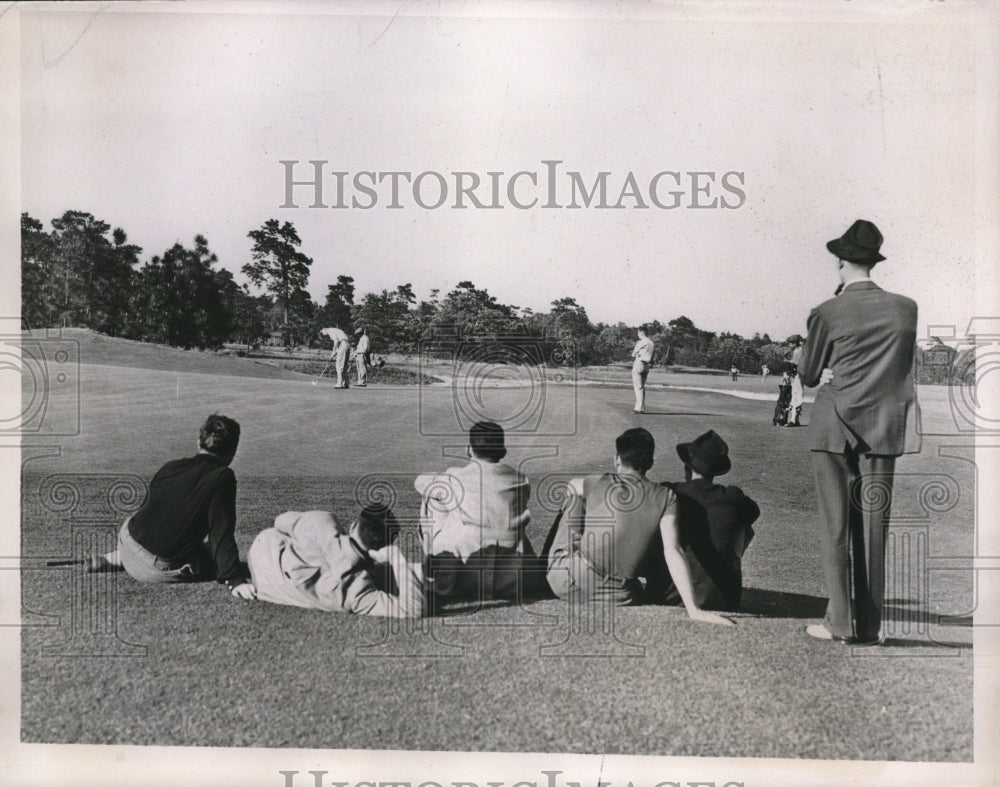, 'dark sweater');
127,453,246,585
641,478,760,610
